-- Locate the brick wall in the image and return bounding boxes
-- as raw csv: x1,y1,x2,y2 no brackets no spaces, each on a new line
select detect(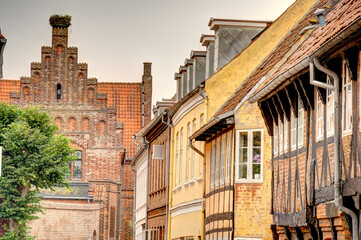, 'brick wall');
29,200,100,240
